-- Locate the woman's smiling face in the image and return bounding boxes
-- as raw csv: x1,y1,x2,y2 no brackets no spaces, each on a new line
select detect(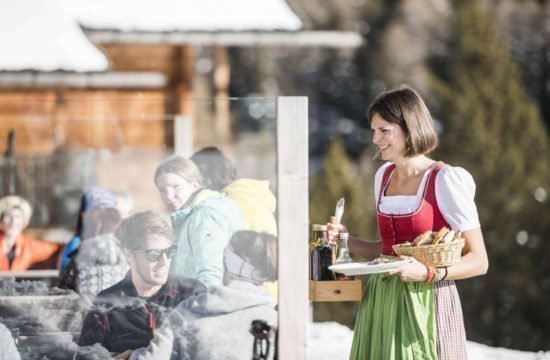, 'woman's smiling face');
371,113,407,162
